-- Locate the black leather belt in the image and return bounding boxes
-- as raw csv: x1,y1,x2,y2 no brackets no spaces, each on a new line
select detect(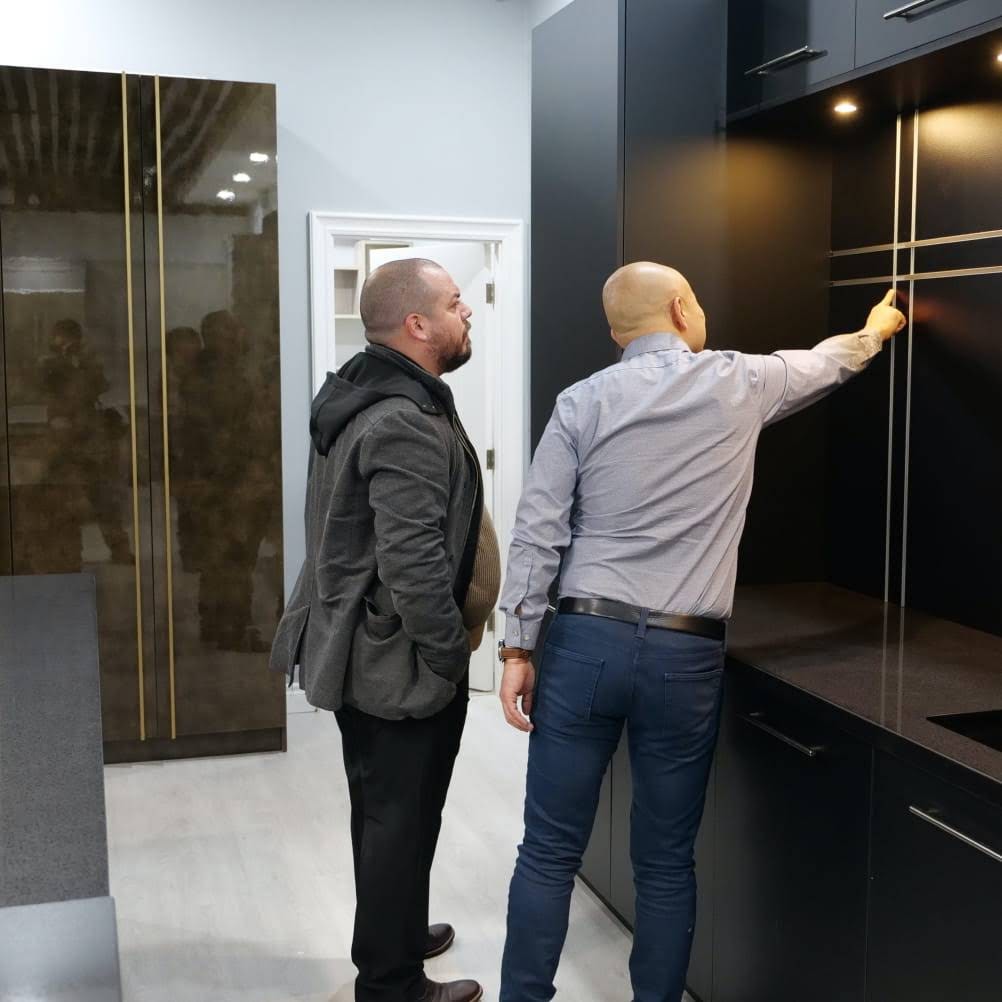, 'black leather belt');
557,597,726,642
